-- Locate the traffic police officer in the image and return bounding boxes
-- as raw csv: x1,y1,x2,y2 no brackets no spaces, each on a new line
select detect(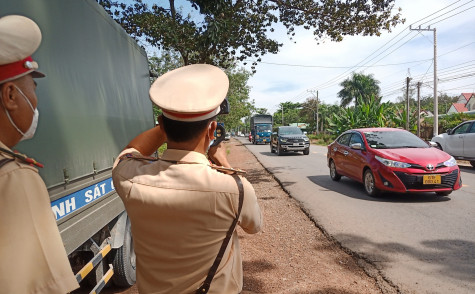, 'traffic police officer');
0,15,79,293
112,64,263,293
